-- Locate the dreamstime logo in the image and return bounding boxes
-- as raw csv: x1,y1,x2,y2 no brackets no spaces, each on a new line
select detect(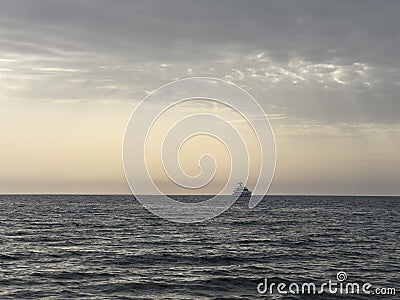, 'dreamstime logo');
336,271,347,282
257,271,396,296
123,77,276,223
